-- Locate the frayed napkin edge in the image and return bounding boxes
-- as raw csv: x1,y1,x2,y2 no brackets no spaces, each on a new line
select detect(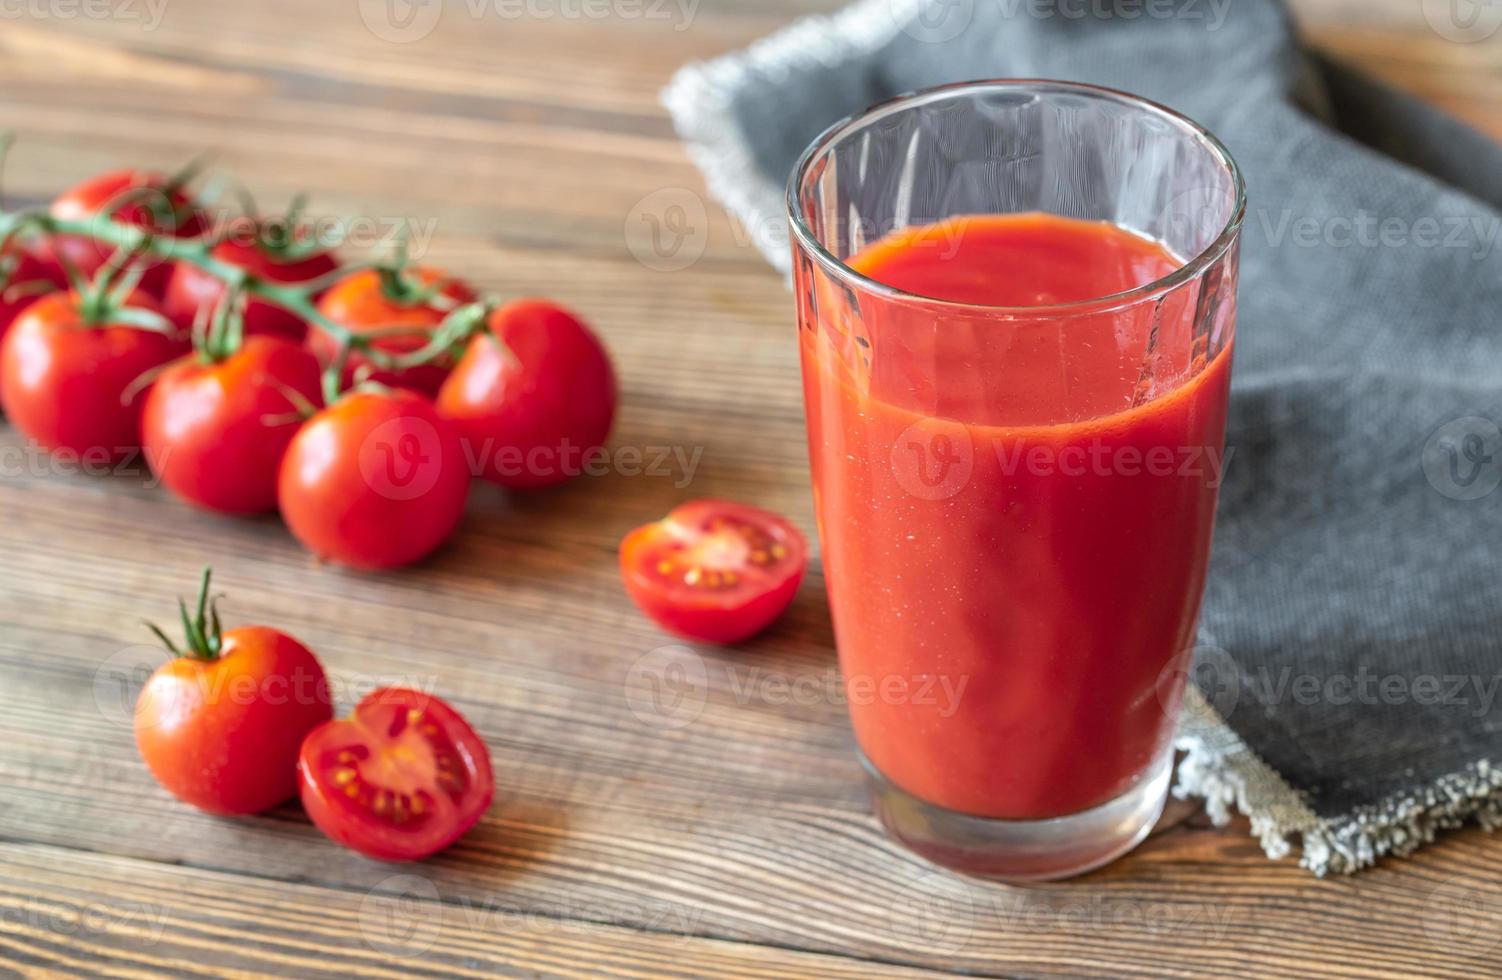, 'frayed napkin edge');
1176,687,1502,874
